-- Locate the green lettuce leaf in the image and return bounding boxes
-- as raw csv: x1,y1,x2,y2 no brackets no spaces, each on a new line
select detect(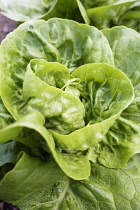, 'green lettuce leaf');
52,63,133,150
86,0,137,29
0,97,14,129
83,0,137,9
0,0,88,23
119,2,140,32
0,0,48,21
0,111,90,180
102,26,140,86
23,59,85,135
89,26,140,168
0,152,140,209
0,141,29,167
